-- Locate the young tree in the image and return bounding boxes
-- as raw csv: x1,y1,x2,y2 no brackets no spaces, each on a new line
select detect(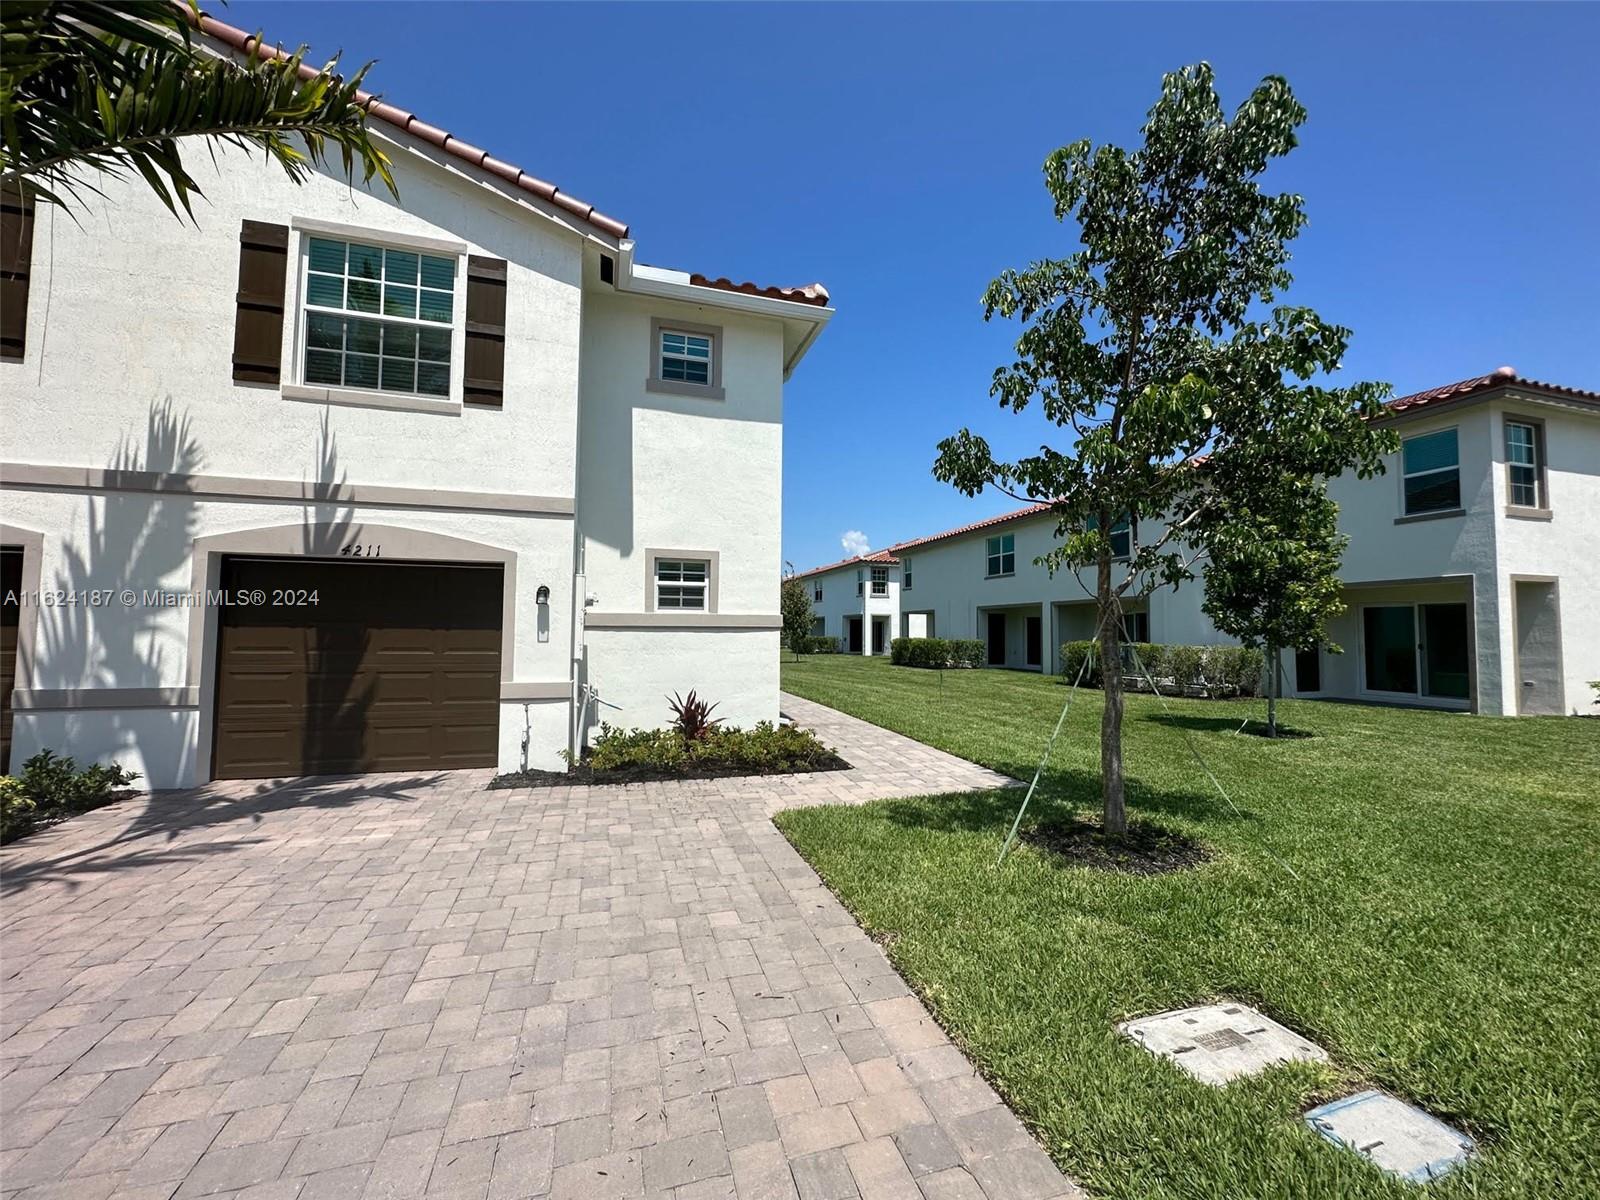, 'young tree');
933,64,1395,834
1200,477,1348,737
780,571,815,663
1,2,394,216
